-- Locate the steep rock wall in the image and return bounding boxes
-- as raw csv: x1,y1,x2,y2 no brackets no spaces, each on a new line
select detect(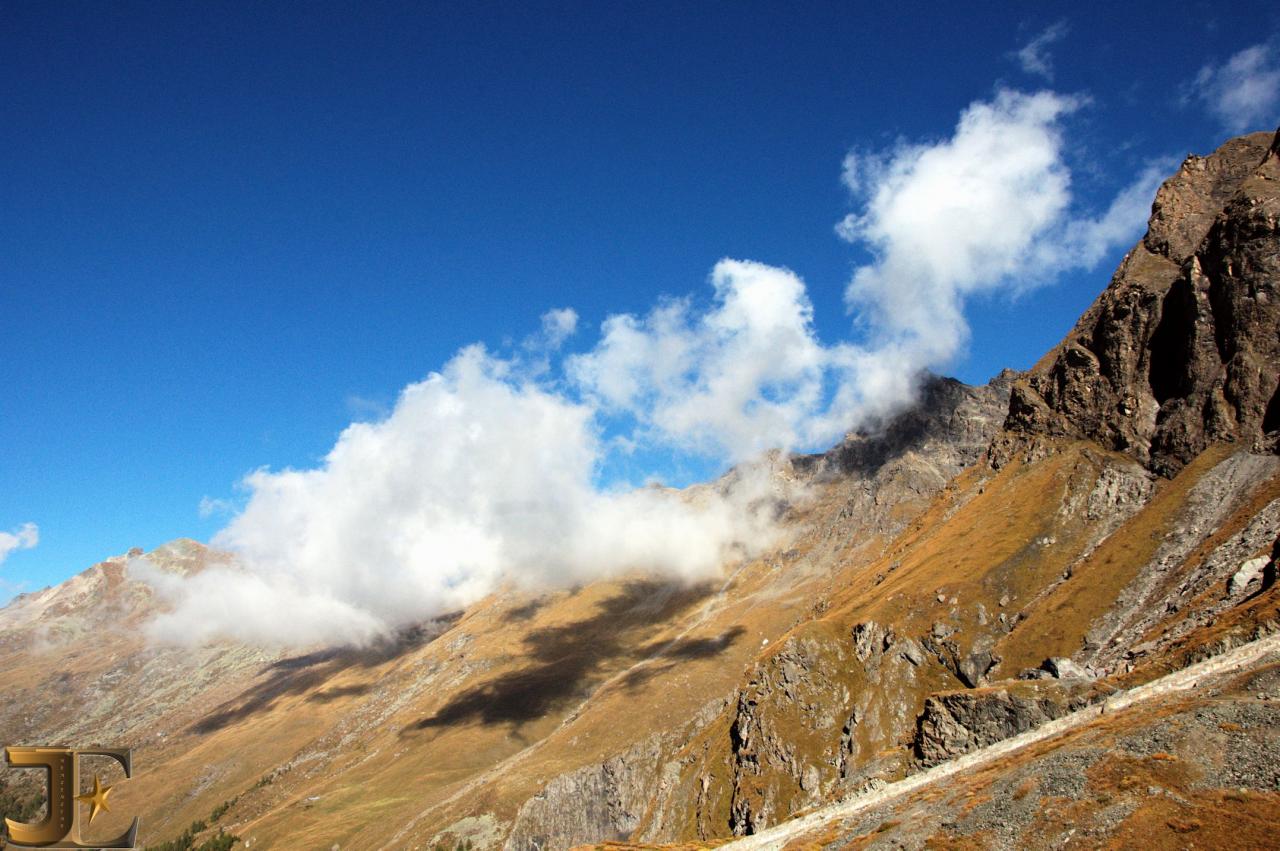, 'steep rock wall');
998,129,1280,476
